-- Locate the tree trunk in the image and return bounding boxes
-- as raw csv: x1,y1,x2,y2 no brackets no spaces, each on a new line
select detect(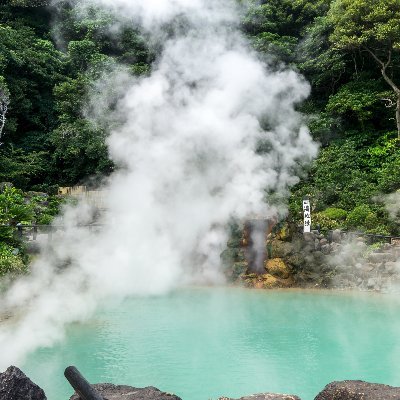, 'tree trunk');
397,95,400,139
380,68,400,139
0,104,6,140
365,47,400,139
